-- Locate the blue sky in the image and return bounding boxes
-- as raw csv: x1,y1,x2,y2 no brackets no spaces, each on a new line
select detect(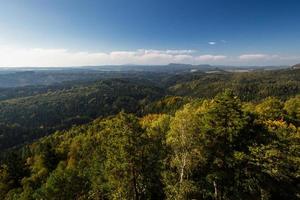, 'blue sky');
0,0,300,66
